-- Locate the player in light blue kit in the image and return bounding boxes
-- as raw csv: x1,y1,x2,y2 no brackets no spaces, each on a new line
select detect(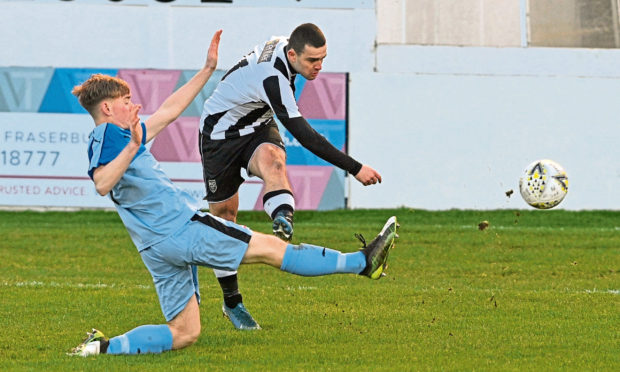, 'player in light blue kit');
68,30,398,357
